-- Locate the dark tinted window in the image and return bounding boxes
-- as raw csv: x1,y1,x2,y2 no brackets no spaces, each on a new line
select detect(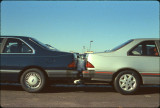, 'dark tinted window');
129,41,159,56
0,38,4,46
3,38,33,53
0,38,3,43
